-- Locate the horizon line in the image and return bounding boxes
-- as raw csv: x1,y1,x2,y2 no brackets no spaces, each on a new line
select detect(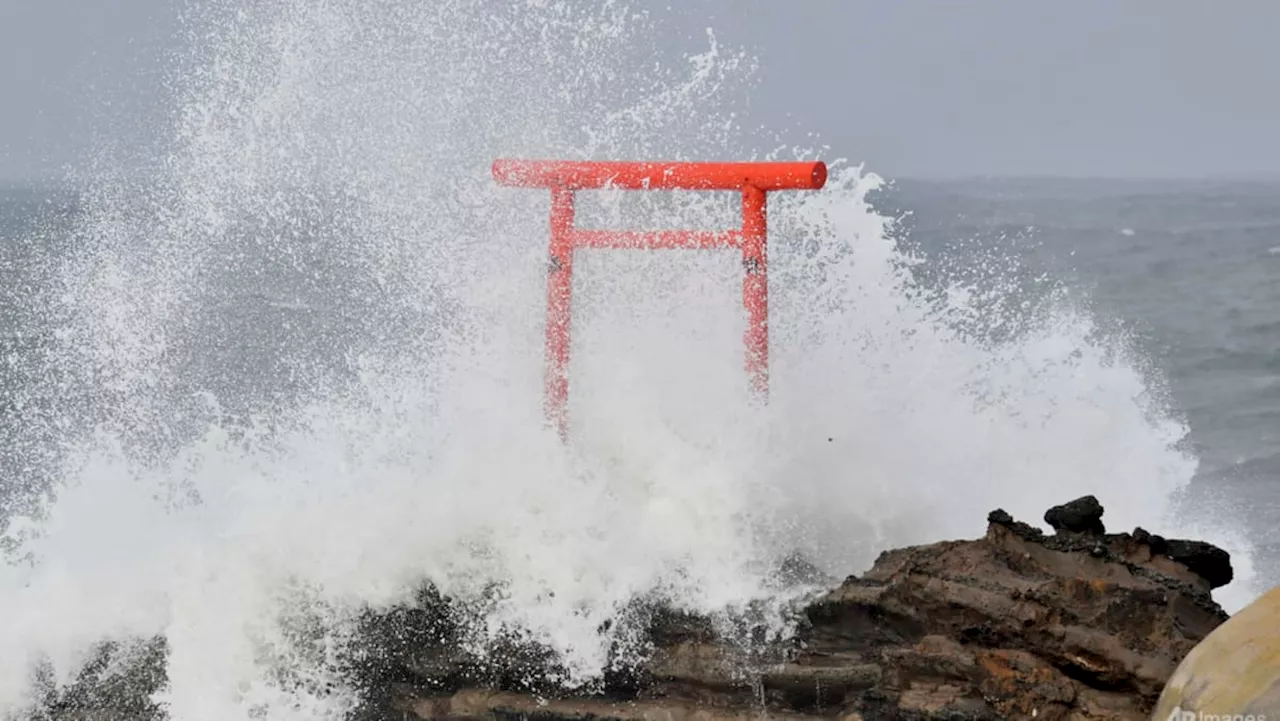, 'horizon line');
4,171,1280,191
